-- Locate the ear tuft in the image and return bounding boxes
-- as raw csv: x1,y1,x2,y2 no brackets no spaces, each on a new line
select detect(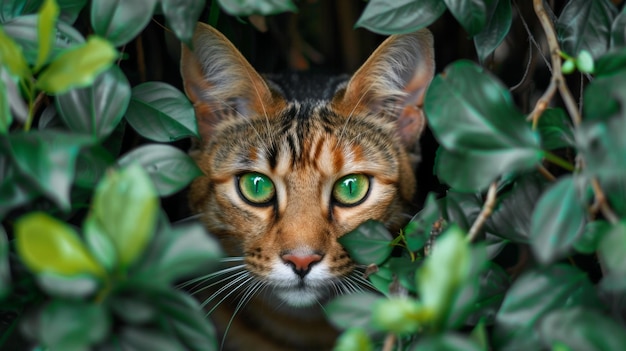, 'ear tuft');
180,23,285,139
334,29,435,147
